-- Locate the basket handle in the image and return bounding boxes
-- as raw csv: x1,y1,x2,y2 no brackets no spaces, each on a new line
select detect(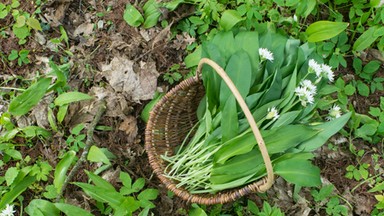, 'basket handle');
196,58,274,192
